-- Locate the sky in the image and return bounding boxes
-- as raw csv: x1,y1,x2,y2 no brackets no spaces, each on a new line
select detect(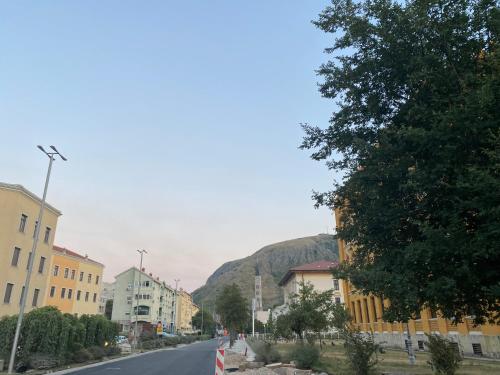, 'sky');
0,1,340,292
